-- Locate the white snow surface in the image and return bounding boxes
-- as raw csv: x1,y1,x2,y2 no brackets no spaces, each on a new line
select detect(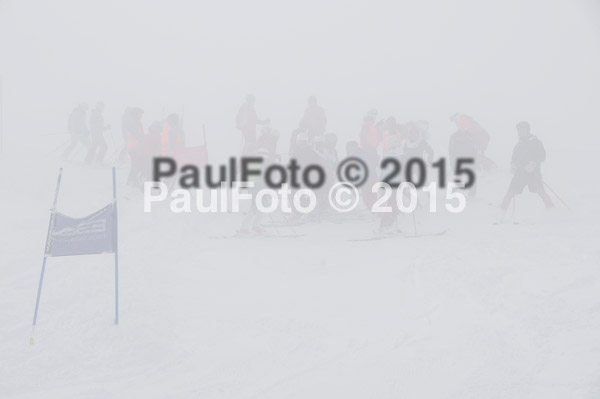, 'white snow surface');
1,143,600,399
